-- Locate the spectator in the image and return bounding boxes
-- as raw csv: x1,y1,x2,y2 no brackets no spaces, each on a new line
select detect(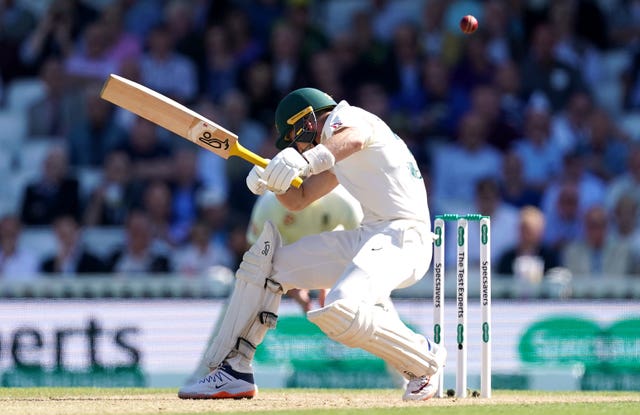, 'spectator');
385,22,426,116
0,214,39,280
120,0,163,42
107,209,172,275
472,177,519,265
225,213,251,271
418,0,452,59
578,107,630,182
415,56,467,142
19,0,98,71
520,23,586,112
100,1,143,67
562,205,634,276
164,0,207,69
174,220,233,277
482,0,526,65
241,60,280,128
541,151,607,225
512,104,563,193
67,82,127,168
551,90,594,156
622,46,640,111
20,144,81,226
549,0,604,88
0,0,36,82
353,82,391,121
493,59,527,135
611,194,640,242
141,180,175,251
196,188,234,270
115,116,174,183
605,144,640,217
450,30,496,97
499,150,542,208
223,7,264,71
610,195,640,274
304,49,344,101
40,215,106,275
469,83,520,152
608,0,640,48
431,111,502,212
497,205,560,278
266,21,305,95
169,147,204,246
200,24,238,104
283,0,329,62
543,182,582,251
370,0,421,43
83,150,142,226
242,0,284,44
340,9,388,93
27,56,83,138
218,90,267,217
140,23,198,104
64,21,119,84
